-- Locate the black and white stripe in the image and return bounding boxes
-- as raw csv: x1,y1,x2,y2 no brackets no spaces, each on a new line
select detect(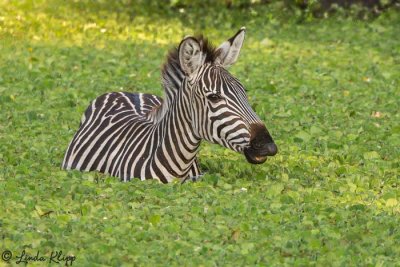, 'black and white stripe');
63,28,278,183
